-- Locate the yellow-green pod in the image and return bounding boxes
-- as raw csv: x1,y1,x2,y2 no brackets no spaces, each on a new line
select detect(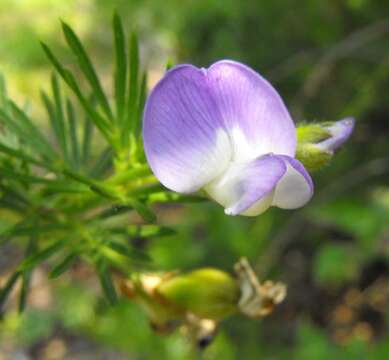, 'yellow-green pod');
156,268,240,320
